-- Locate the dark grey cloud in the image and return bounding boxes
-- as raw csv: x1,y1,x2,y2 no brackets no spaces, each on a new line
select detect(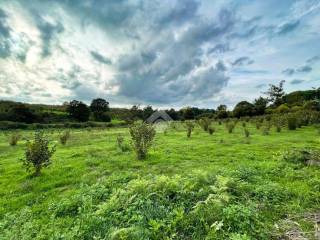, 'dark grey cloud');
277,20,300,35
282,68,295,76
33,13,64,58
290,79,304,85
232,57,254,66
297,65,312,73
306,55,320,64
90,51,112,65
